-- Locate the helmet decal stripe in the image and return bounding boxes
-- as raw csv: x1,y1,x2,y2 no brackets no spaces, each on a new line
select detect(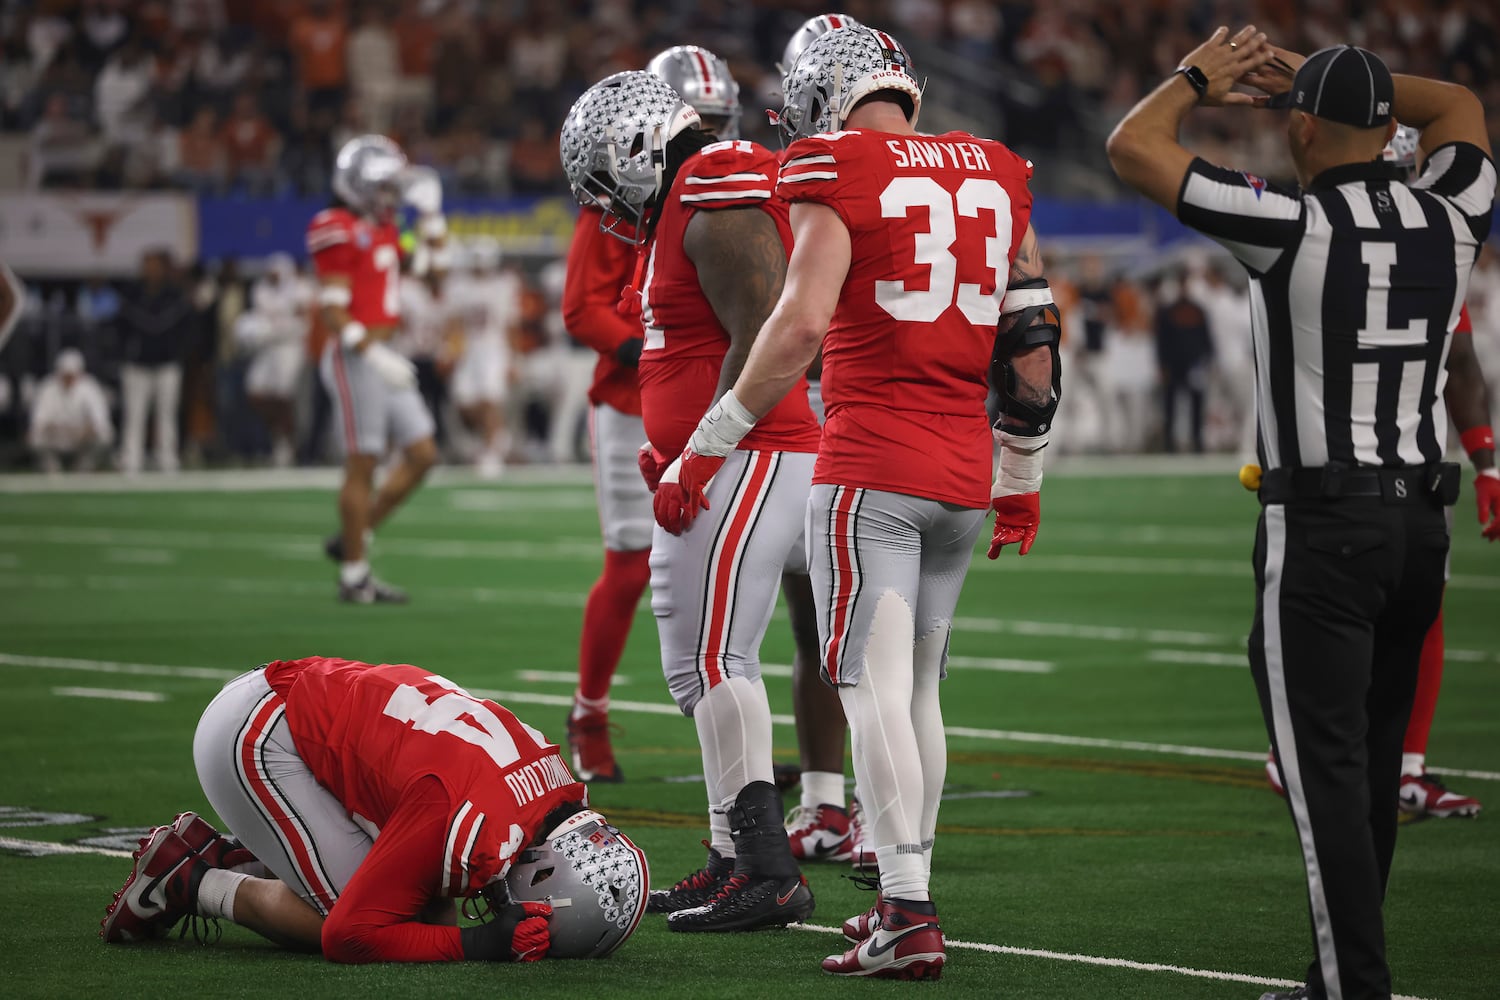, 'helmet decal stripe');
692,50,714,95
